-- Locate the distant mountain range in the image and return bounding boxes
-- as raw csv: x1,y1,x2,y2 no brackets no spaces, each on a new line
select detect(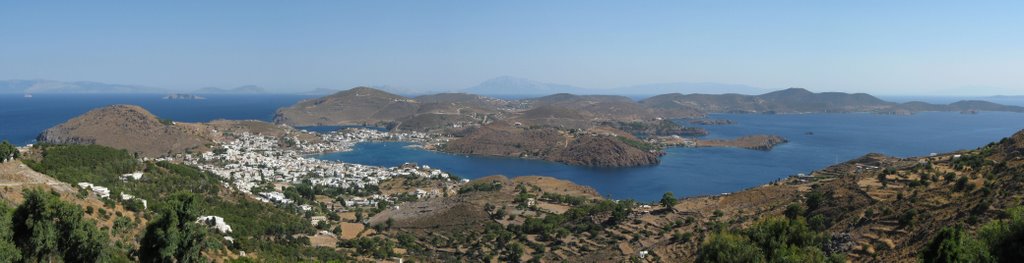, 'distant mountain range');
0,79,165,94
194,85,266,94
